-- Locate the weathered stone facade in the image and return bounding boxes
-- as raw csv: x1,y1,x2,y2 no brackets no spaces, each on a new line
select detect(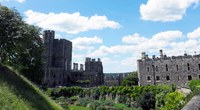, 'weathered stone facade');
43,30,104,87
104,73,130,86
137,50,200,87
71,58,104,86
43,30,72,86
